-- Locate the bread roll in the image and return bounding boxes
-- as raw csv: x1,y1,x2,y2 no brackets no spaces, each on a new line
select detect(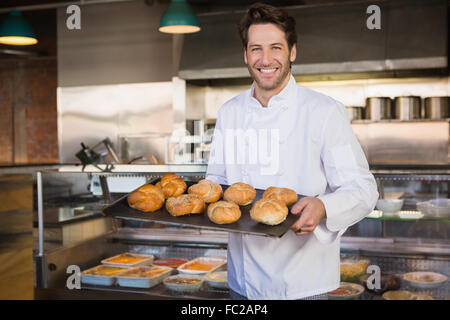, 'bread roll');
207,201,241,224
223,182,256,206
188,179,223,203
262,186,298,206
159,173,187,198
165,194,205,216
127,184,165,212
250,198,288,226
